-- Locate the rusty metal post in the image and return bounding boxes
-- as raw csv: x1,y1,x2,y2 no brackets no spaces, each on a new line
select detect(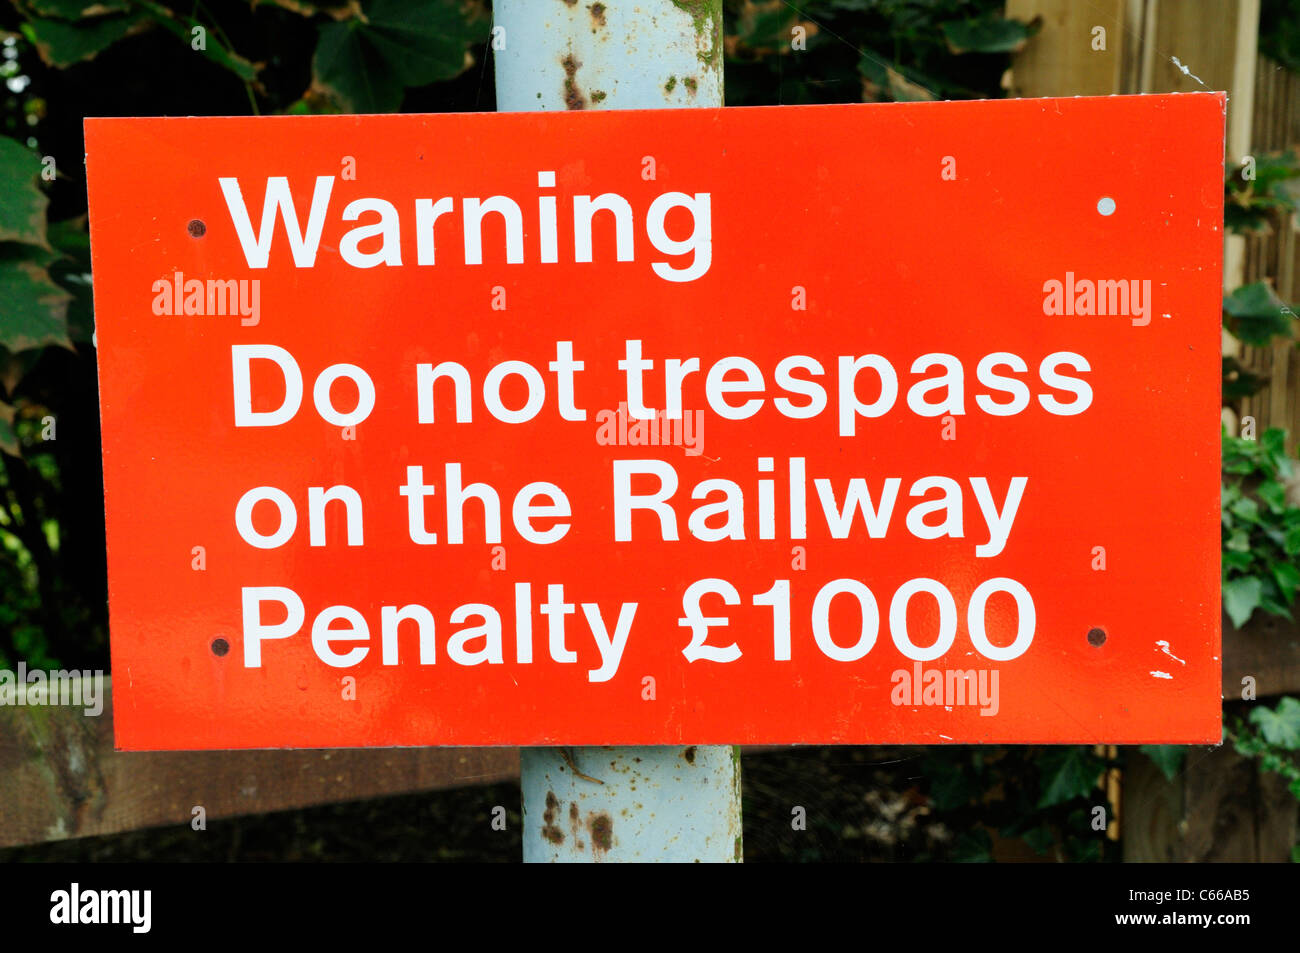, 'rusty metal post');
519,745,742,863
493,0,740,862
494,0,723,111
